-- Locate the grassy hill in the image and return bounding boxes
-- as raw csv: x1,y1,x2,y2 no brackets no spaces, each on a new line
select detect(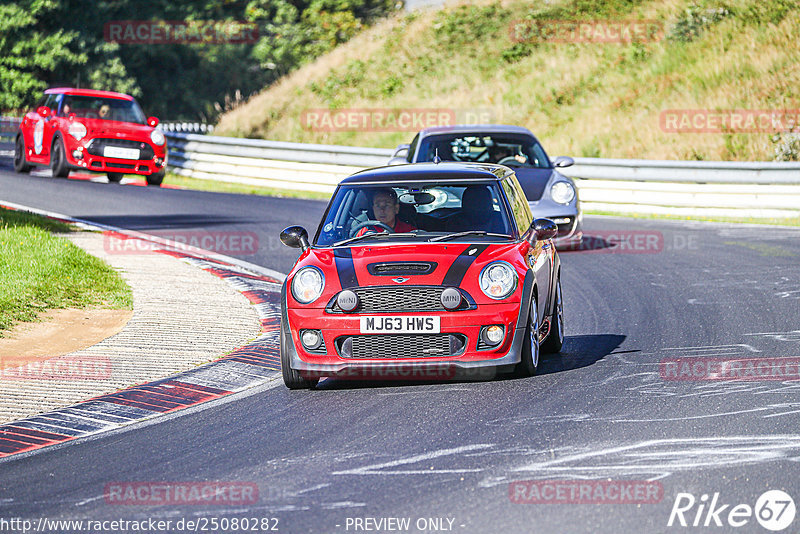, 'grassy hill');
216,0,799,161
